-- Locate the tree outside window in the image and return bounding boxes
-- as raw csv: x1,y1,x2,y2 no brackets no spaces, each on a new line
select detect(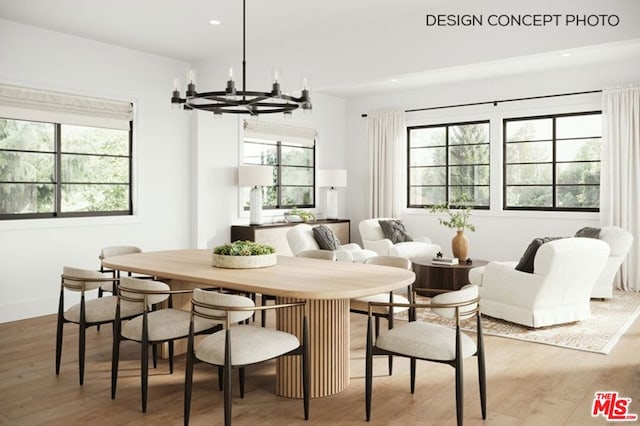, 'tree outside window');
0,117,131,219
408,121,490,208
504,111,601,211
